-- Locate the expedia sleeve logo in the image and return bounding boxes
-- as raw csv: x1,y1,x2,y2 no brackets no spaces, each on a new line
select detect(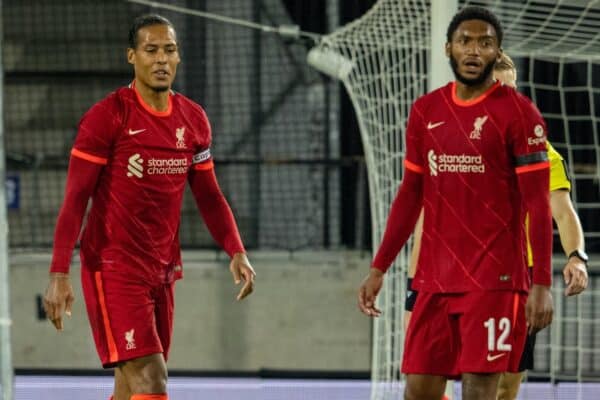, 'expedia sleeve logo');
528,124,546,146
192,148,211,164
